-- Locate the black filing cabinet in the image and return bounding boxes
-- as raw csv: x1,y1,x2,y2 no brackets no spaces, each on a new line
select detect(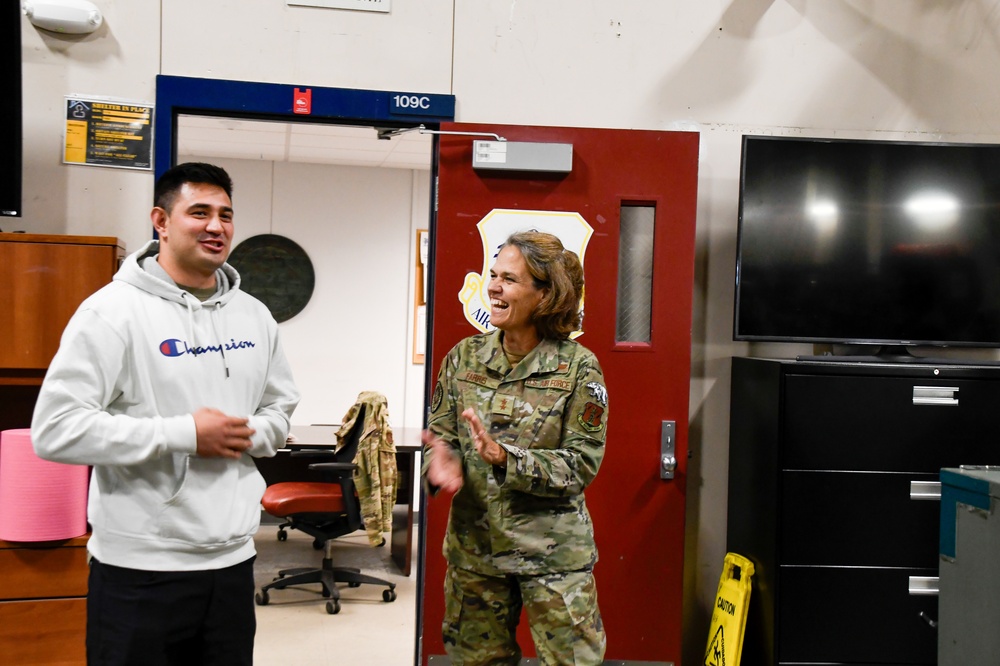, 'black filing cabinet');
728,356,1000,665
